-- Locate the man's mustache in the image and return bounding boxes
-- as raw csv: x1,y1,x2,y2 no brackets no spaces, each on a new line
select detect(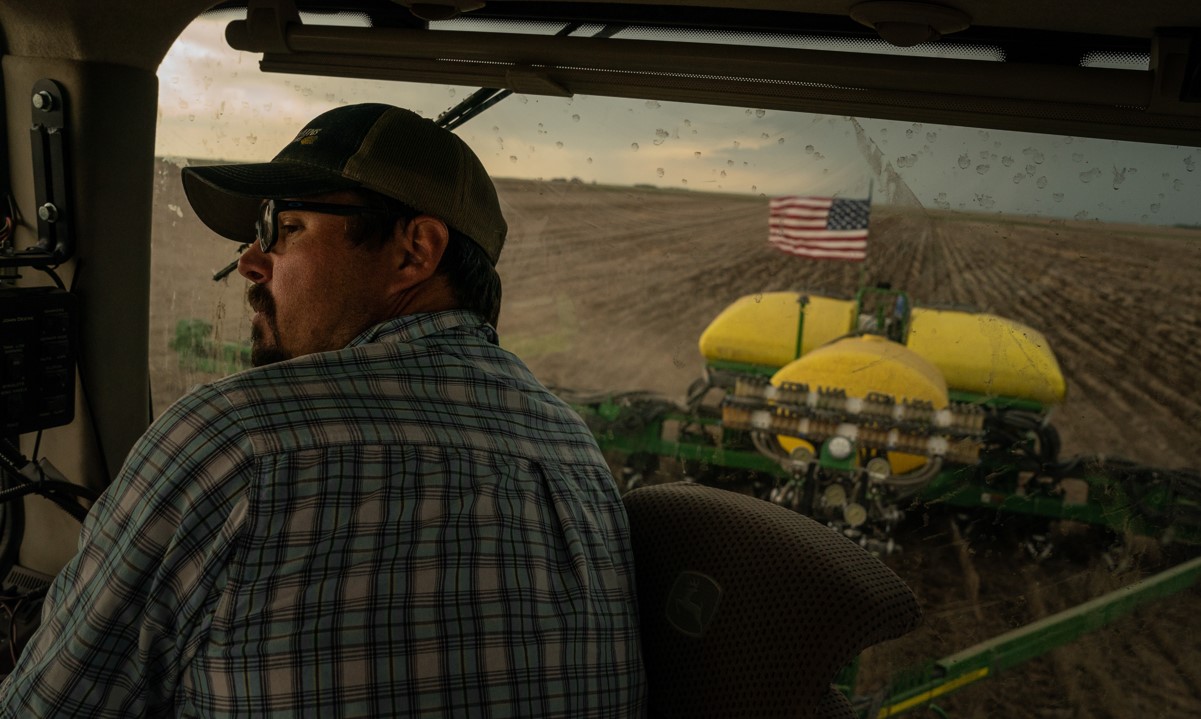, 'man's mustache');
247,284,275,317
